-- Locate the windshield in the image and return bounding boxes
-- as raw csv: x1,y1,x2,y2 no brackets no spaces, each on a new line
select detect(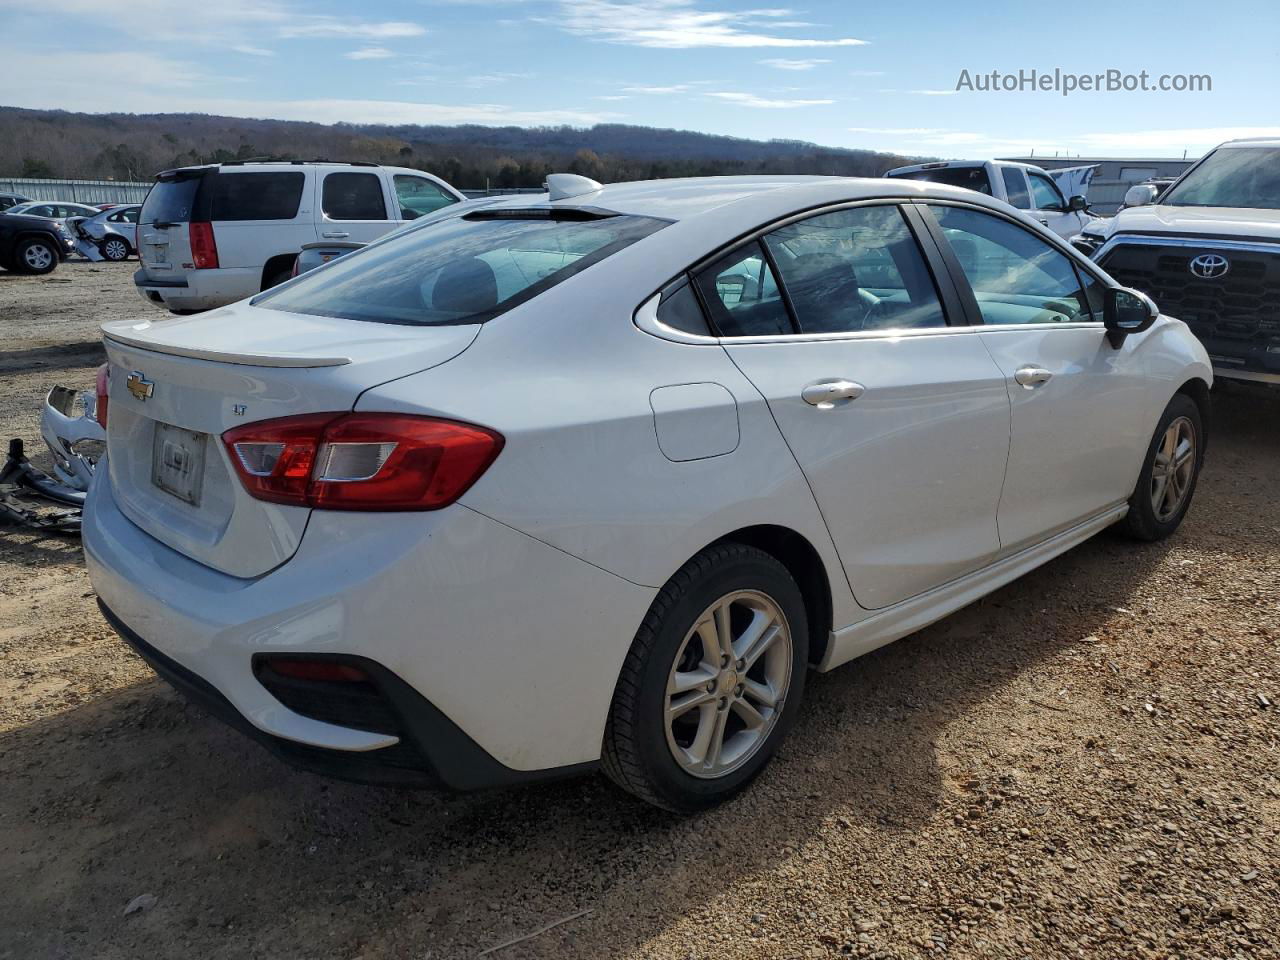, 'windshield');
1162,146,1280,209
893,167,993,195
255,211,667,326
